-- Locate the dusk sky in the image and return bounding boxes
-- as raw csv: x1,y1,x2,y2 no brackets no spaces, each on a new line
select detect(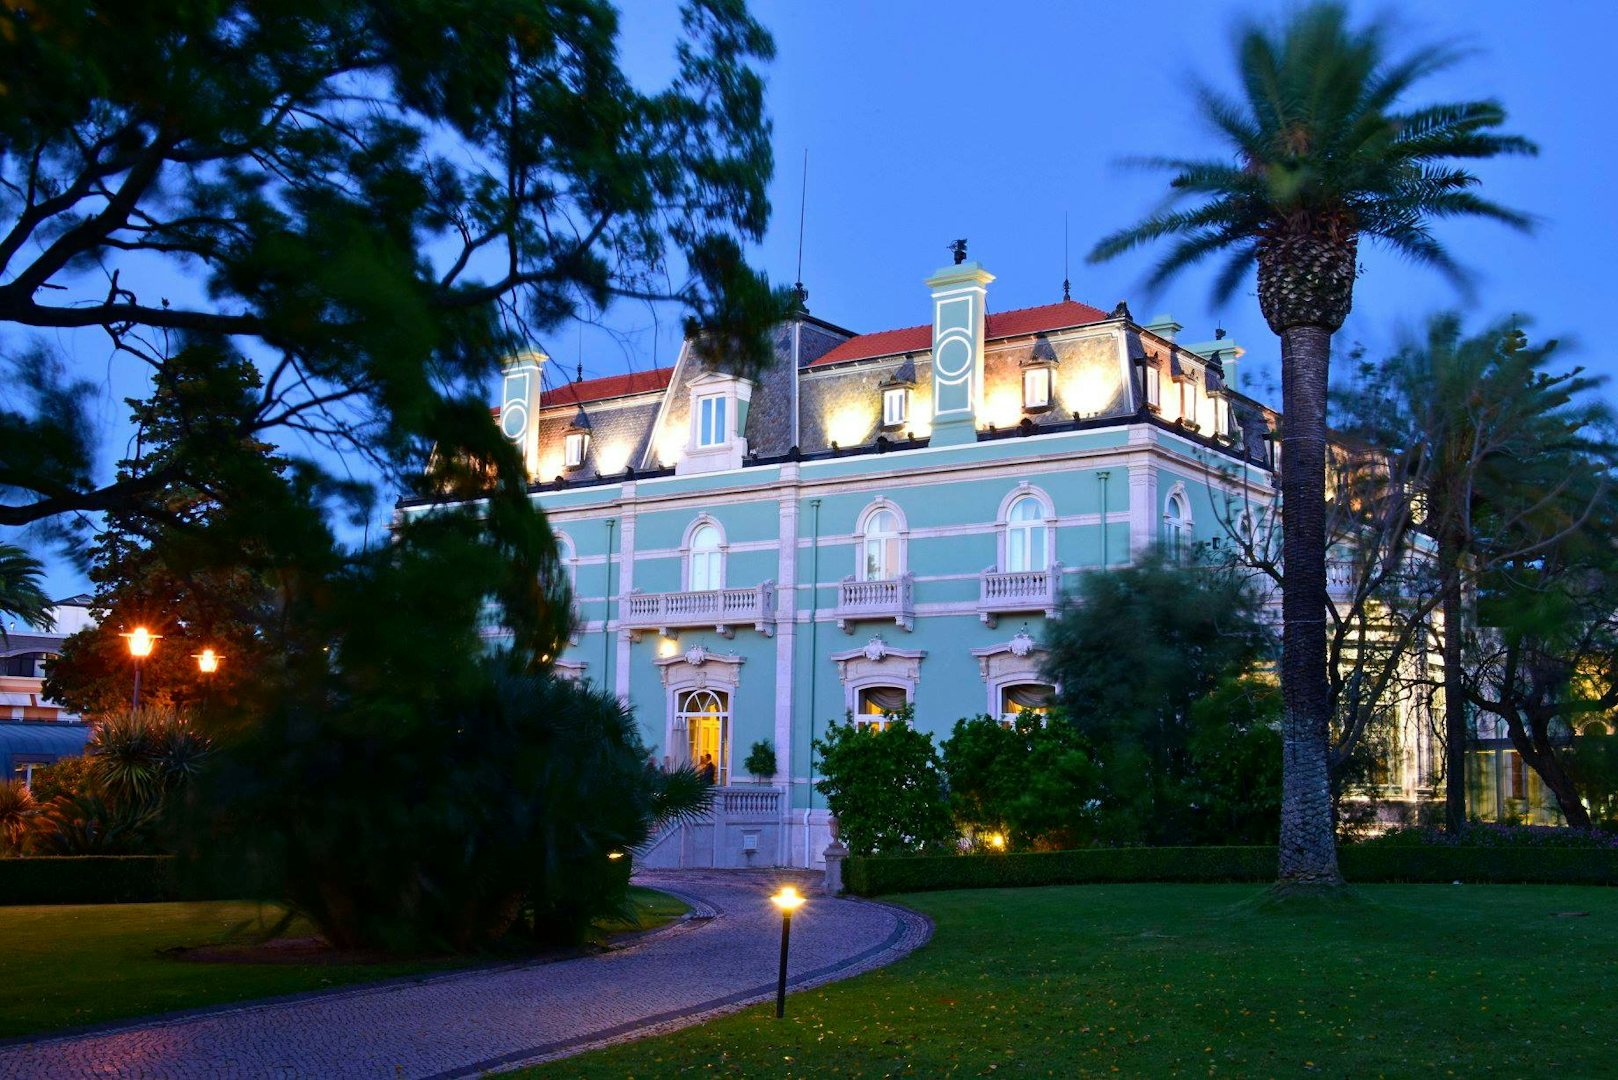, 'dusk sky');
32,0,1618,597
